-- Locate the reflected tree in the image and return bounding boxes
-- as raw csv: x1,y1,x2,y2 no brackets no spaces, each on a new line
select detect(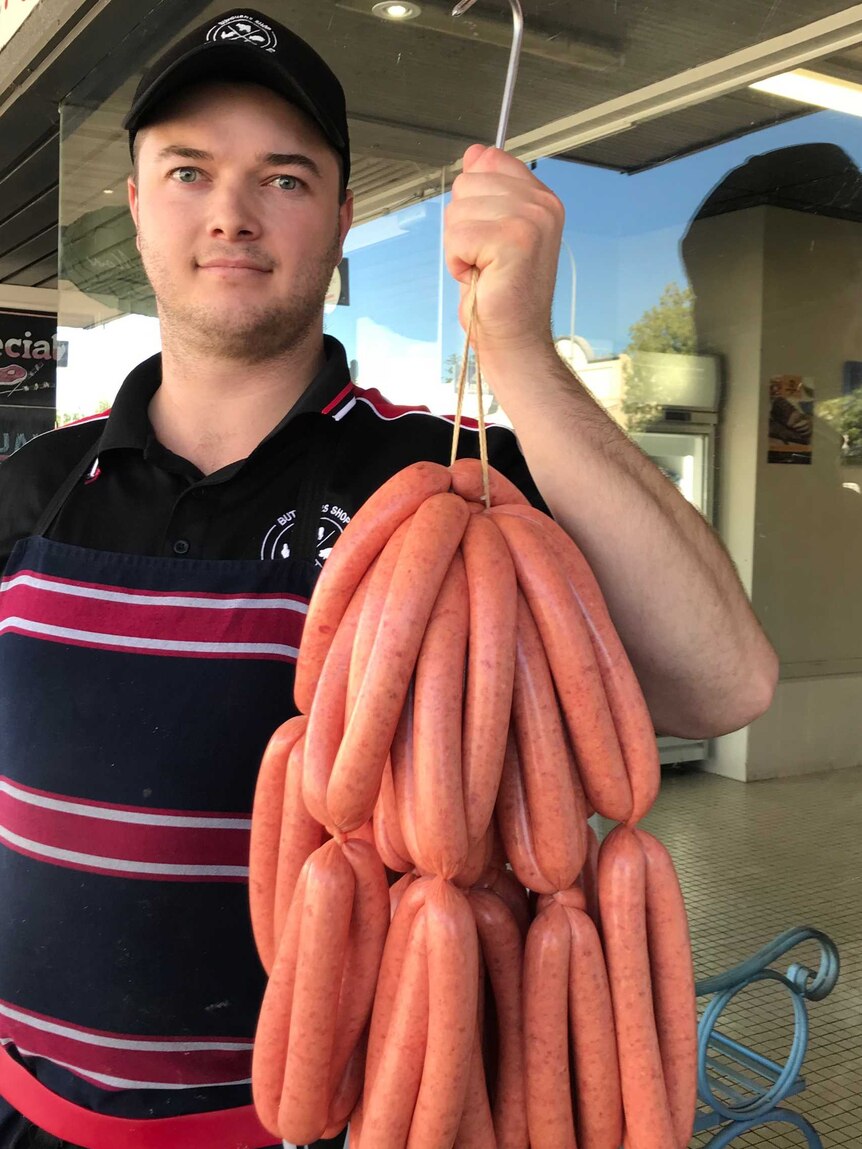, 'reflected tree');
623,282,696,430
